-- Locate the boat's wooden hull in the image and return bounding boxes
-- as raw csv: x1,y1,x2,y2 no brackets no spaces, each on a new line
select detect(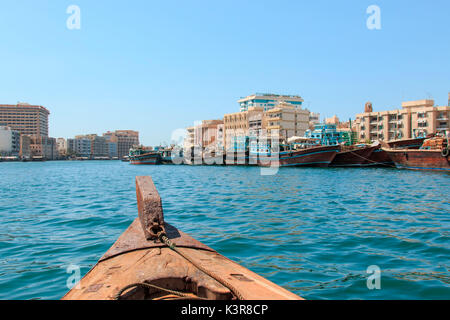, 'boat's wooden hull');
260,145,339,167
383,148,450,171
62,219,302,300
330,146,377,167
382,137,426,149
362,146,394,167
